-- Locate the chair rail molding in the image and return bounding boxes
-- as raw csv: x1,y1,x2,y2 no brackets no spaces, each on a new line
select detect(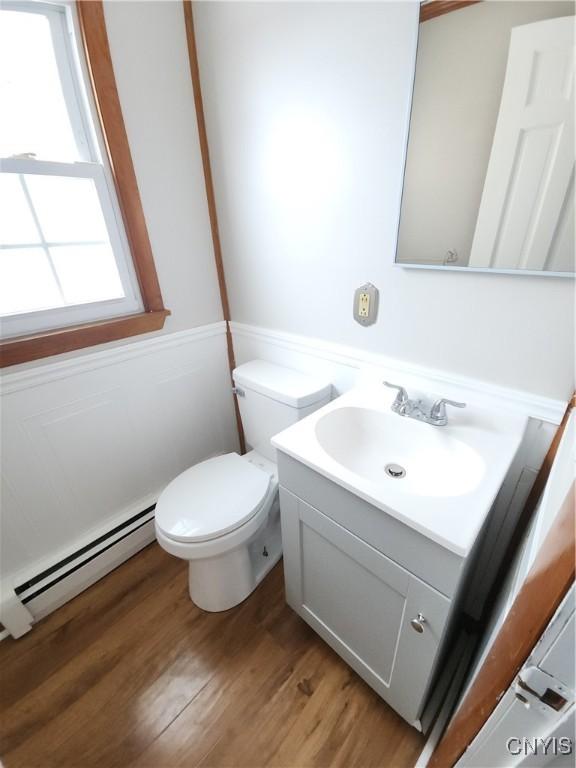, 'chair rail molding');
0,322,227,395
230,322,567,425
